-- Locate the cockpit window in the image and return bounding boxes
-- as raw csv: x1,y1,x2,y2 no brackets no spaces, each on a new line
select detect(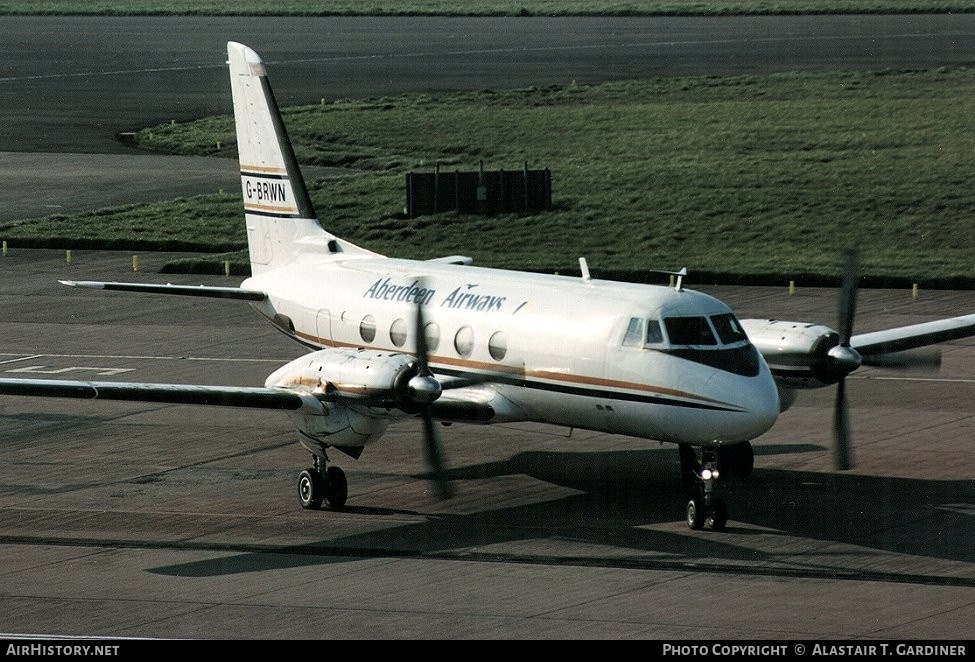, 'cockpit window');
710,313,748,345
622,317,643,347
621,312,758,376
623,317,665,347
664,317,717,346
645,320,664,345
